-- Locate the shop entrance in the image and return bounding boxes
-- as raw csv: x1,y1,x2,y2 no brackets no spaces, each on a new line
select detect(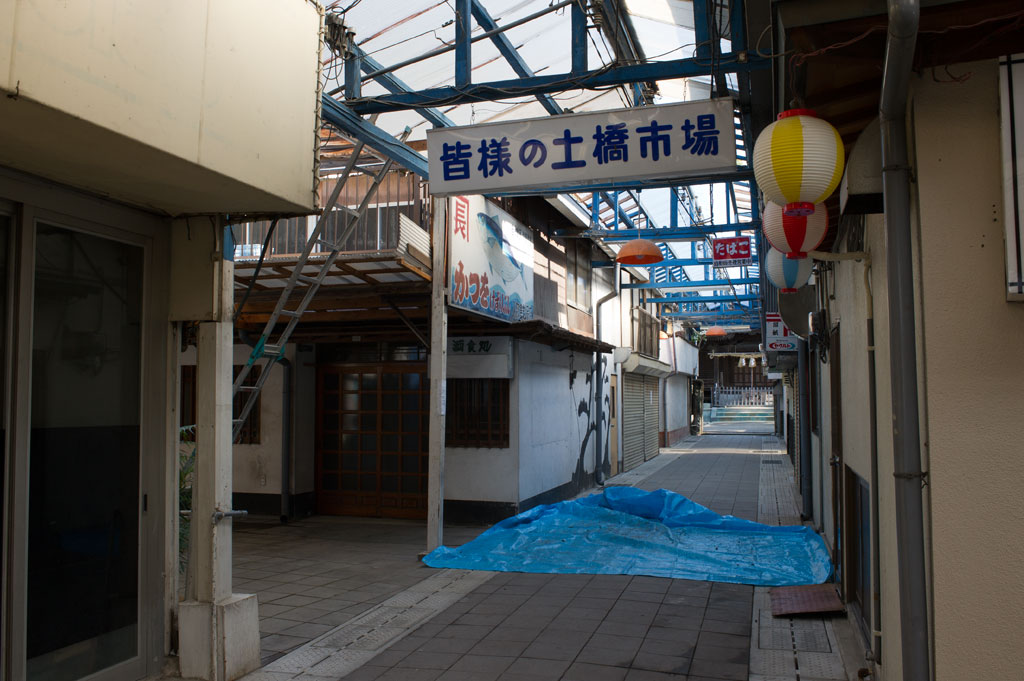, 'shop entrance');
316,364,429,518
